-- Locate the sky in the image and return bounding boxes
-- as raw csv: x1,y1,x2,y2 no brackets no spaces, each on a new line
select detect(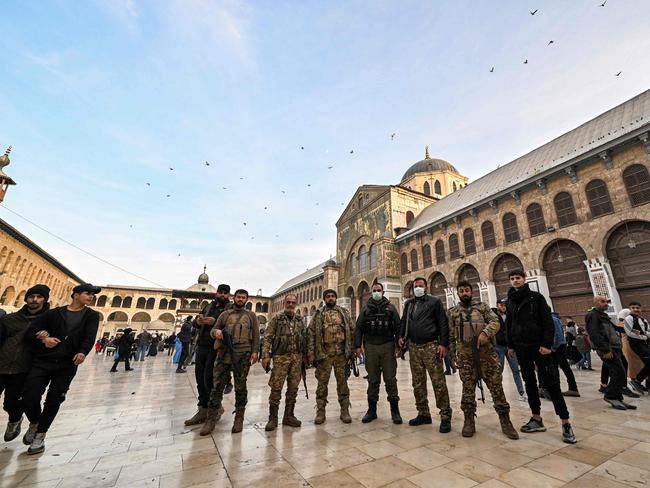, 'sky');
1,0,649,295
